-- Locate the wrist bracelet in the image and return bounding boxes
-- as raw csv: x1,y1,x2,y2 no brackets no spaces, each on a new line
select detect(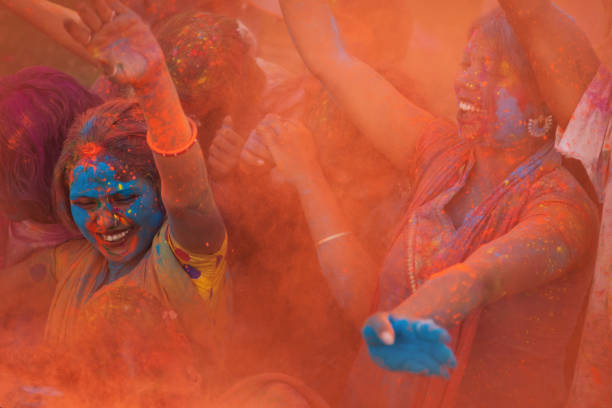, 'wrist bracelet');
147,117,198,157
316,231,352,247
